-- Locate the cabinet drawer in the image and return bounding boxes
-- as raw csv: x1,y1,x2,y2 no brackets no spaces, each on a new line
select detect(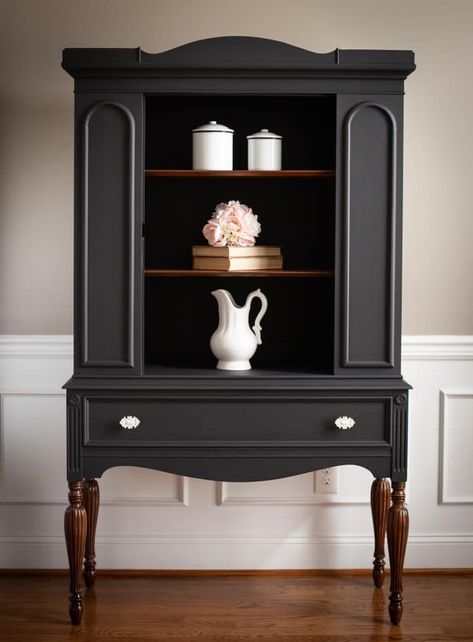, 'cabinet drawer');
84,395,392,446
